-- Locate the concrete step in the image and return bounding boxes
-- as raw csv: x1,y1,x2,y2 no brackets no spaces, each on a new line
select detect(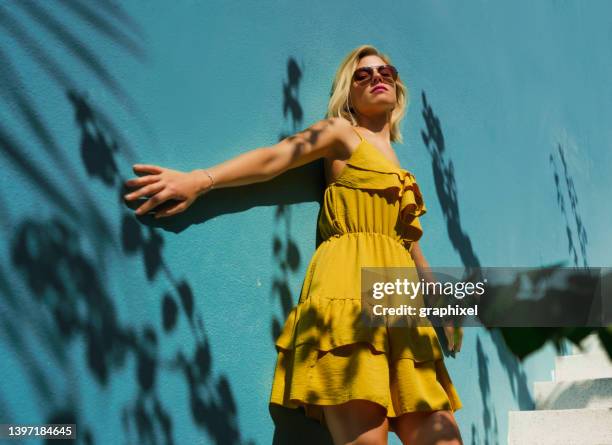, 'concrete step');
555,352,612,381
572,333,610,357
572,333,600,354
535,377,612,410
508,408,612,445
